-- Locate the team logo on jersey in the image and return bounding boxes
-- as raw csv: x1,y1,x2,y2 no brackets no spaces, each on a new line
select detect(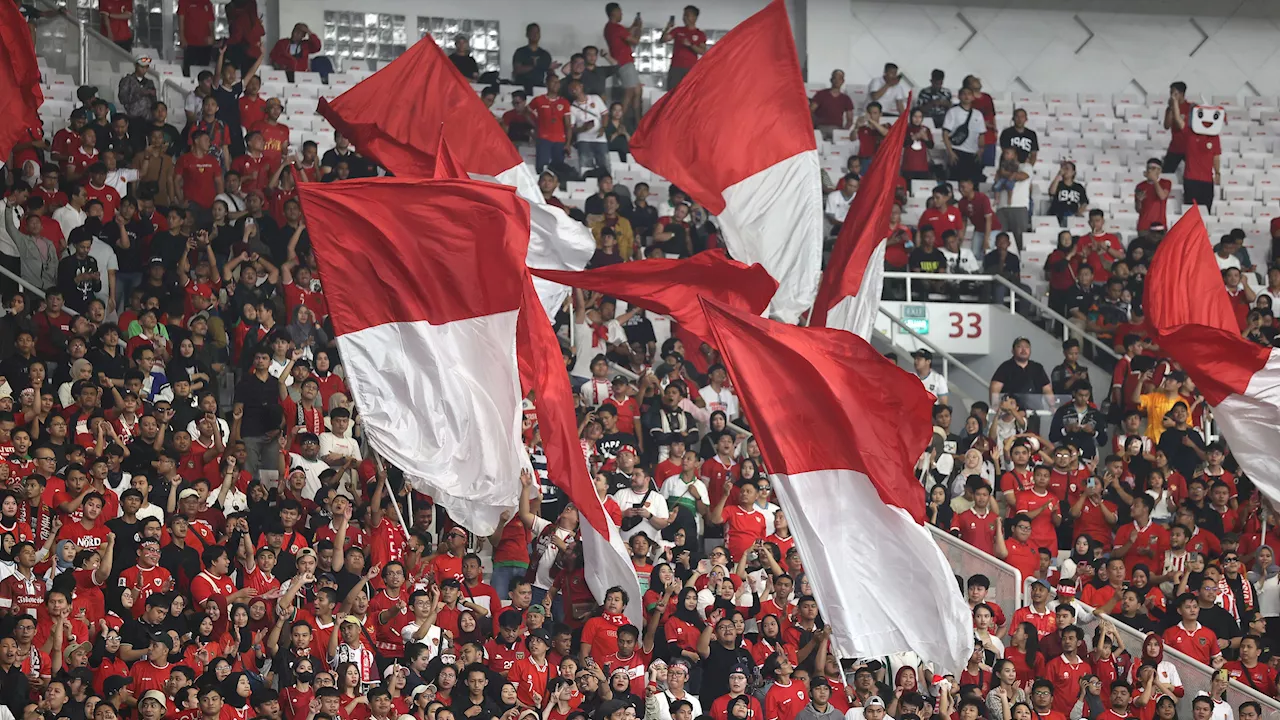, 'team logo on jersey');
154,578,163,586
